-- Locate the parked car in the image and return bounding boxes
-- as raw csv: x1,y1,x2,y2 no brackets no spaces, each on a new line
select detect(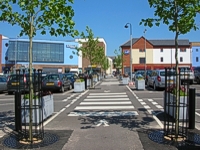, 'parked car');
0,77,7,93
194,66,200,84
179,67,194,84
147,69,175,90
42,73,72,92
7,73,39,94
63,73,78,88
